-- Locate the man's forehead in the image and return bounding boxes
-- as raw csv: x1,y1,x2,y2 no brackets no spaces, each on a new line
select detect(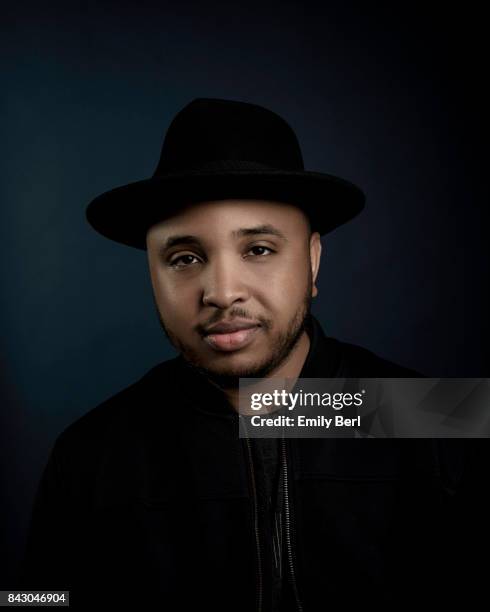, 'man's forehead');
147,198,309,240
